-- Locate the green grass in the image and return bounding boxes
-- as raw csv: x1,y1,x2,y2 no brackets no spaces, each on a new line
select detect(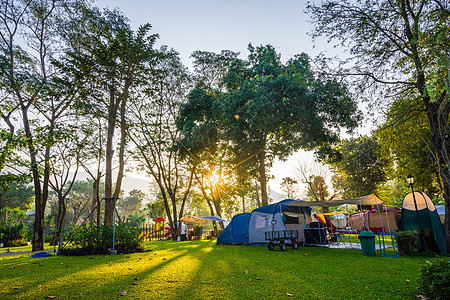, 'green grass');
0,239,430,299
